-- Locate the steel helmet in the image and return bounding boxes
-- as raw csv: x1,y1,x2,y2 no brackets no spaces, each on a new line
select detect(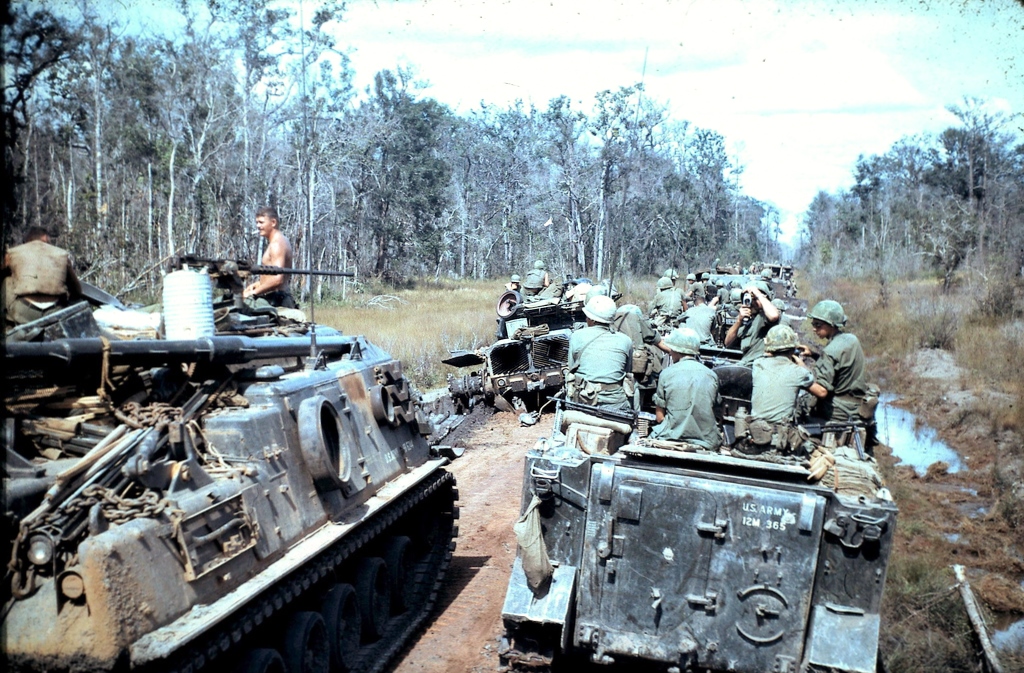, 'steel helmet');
534,260,546,270
716,279,725,287
772,298,787,312
700,272,709,280
686,273,697,282
764,324,800,353
663,327,701,355
583,295,617,324
616,303,643,318
761,268,772,279
729,288,743,302
664,267,678,280
808,300,847,328
585,284,610,303
656,276,673,290
510,274,522,282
